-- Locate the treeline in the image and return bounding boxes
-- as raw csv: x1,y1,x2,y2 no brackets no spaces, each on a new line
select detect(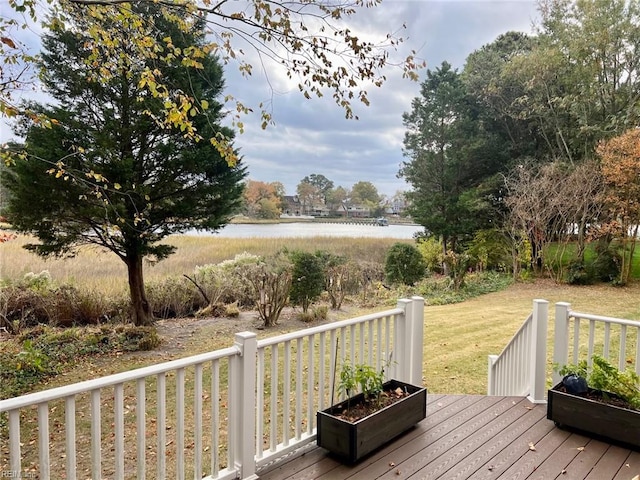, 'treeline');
400,0,640,286
241,175,405,219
